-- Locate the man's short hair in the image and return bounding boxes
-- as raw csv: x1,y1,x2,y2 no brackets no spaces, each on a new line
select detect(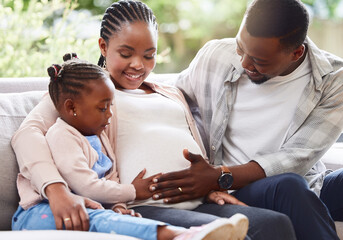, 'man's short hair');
245,0,309,51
